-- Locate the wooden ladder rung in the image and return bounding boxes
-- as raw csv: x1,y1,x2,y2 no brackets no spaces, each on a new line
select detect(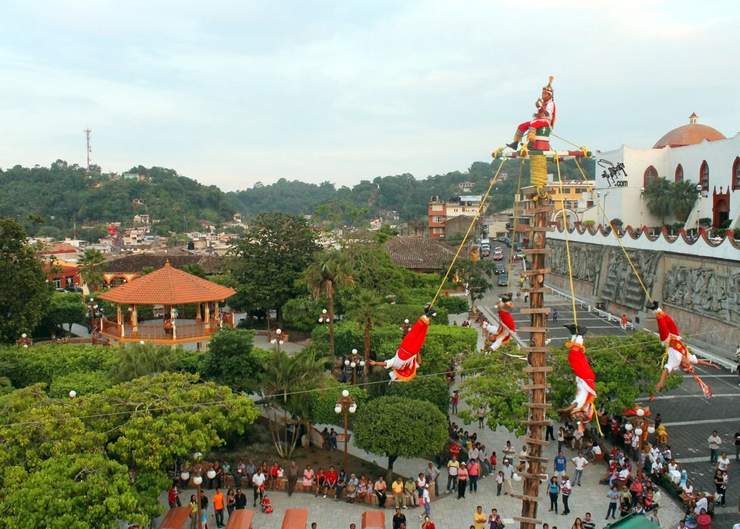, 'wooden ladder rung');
519,307,551,315
522,248,551,254
509,493,541,502
528,226,554,232
522,346,550,353
522,384,549,390
514,516,545,525
519,472,549,480
523,206,553,214
521,454,550,461
524,437,549,446
525,402,552,409
522,268,551,275
518,326,548,333
522,419,551,426
523,365,553,373
521,288,552,294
